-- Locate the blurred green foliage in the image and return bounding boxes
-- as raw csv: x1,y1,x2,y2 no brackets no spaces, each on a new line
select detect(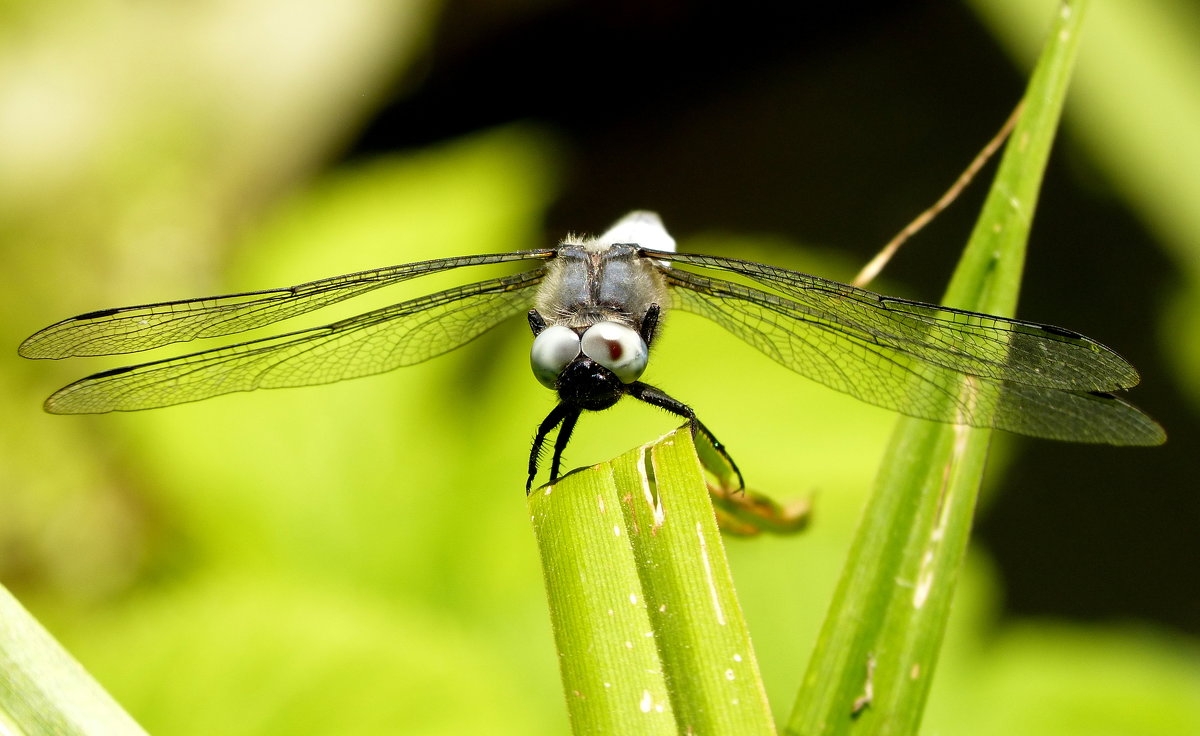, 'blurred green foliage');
1,1,1198,734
